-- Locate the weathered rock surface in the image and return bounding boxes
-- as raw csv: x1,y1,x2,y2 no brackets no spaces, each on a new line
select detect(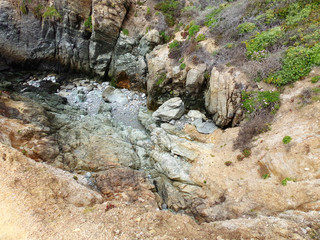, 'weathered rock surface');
187,74,320,222
146,43,206,109
205,66,248,127
1,71,320,238
186,64,207,94
152,97,185,122
0,0,133,76
108,30,161,90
